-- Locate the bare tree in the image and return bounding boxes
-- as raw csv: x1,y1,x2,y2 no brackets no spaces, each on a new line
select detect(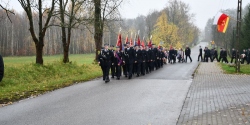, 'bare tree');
18,0,56,64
